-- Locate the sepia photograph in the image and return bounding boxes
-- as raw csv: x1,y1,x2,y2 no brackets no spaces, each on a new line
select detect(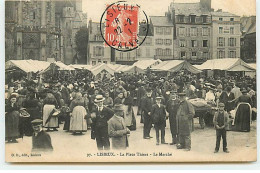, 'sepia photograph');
4,0,257,163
